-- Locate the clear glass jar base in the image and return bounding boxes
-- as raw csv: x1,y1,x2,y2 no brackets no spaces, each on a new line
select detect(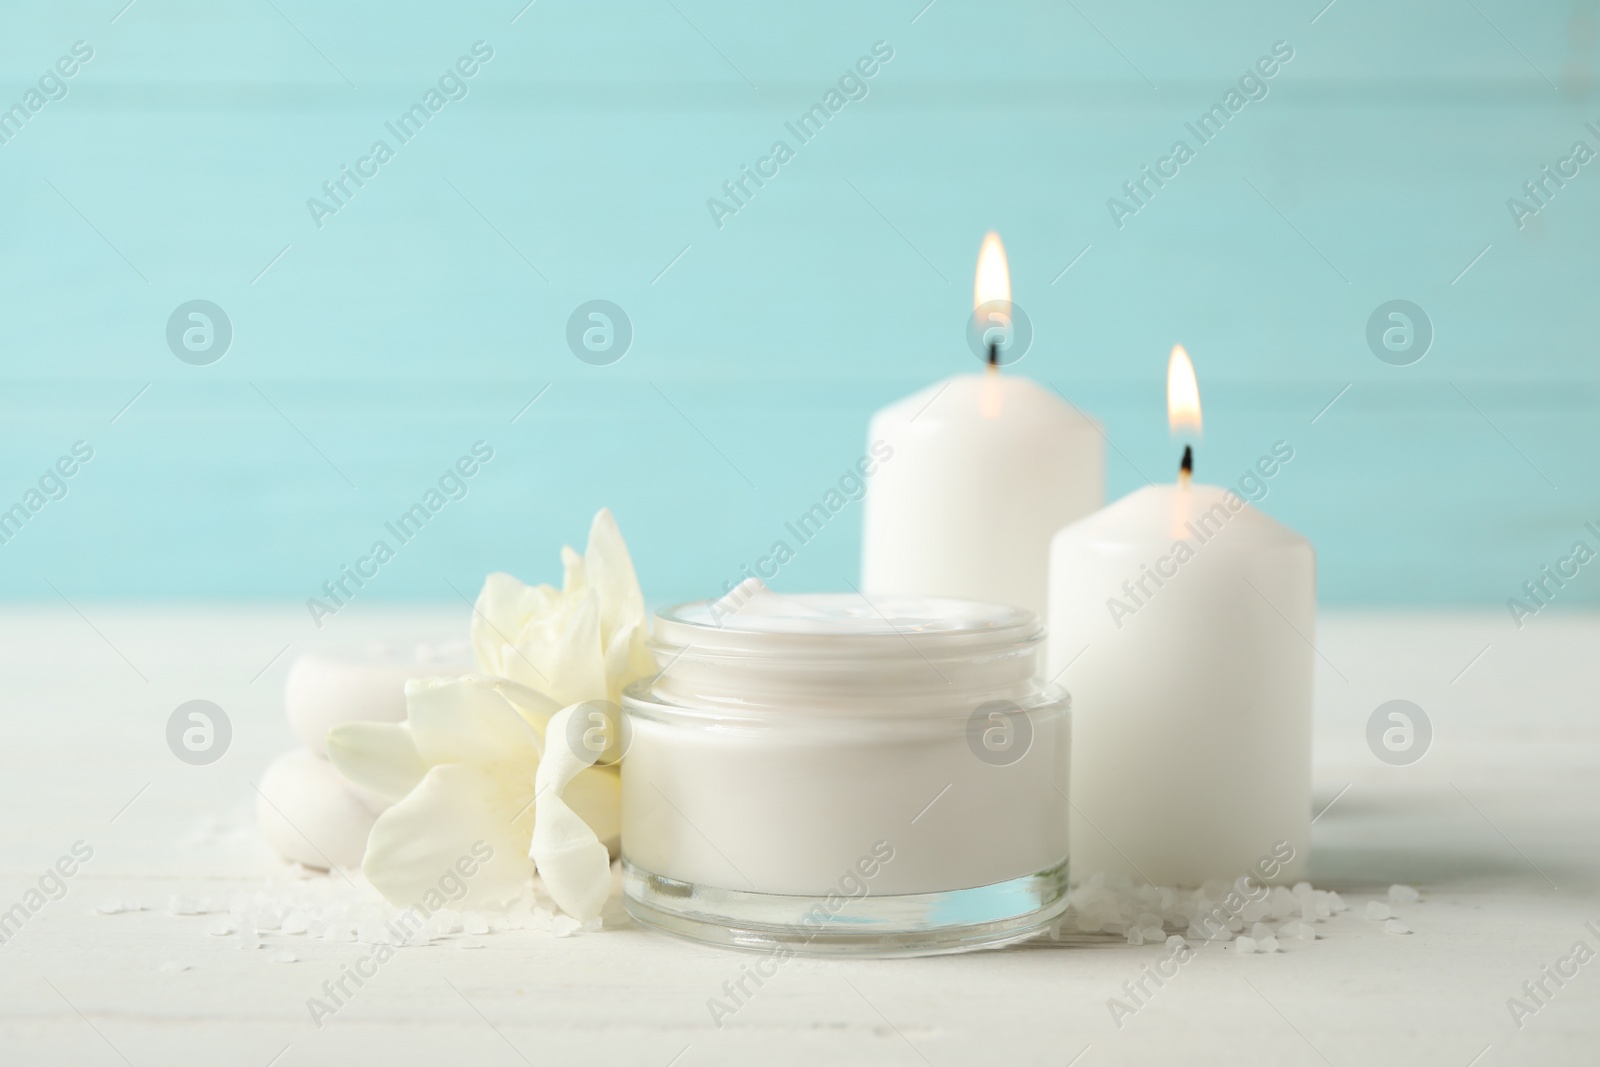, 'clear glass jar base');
622,859,1070,958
